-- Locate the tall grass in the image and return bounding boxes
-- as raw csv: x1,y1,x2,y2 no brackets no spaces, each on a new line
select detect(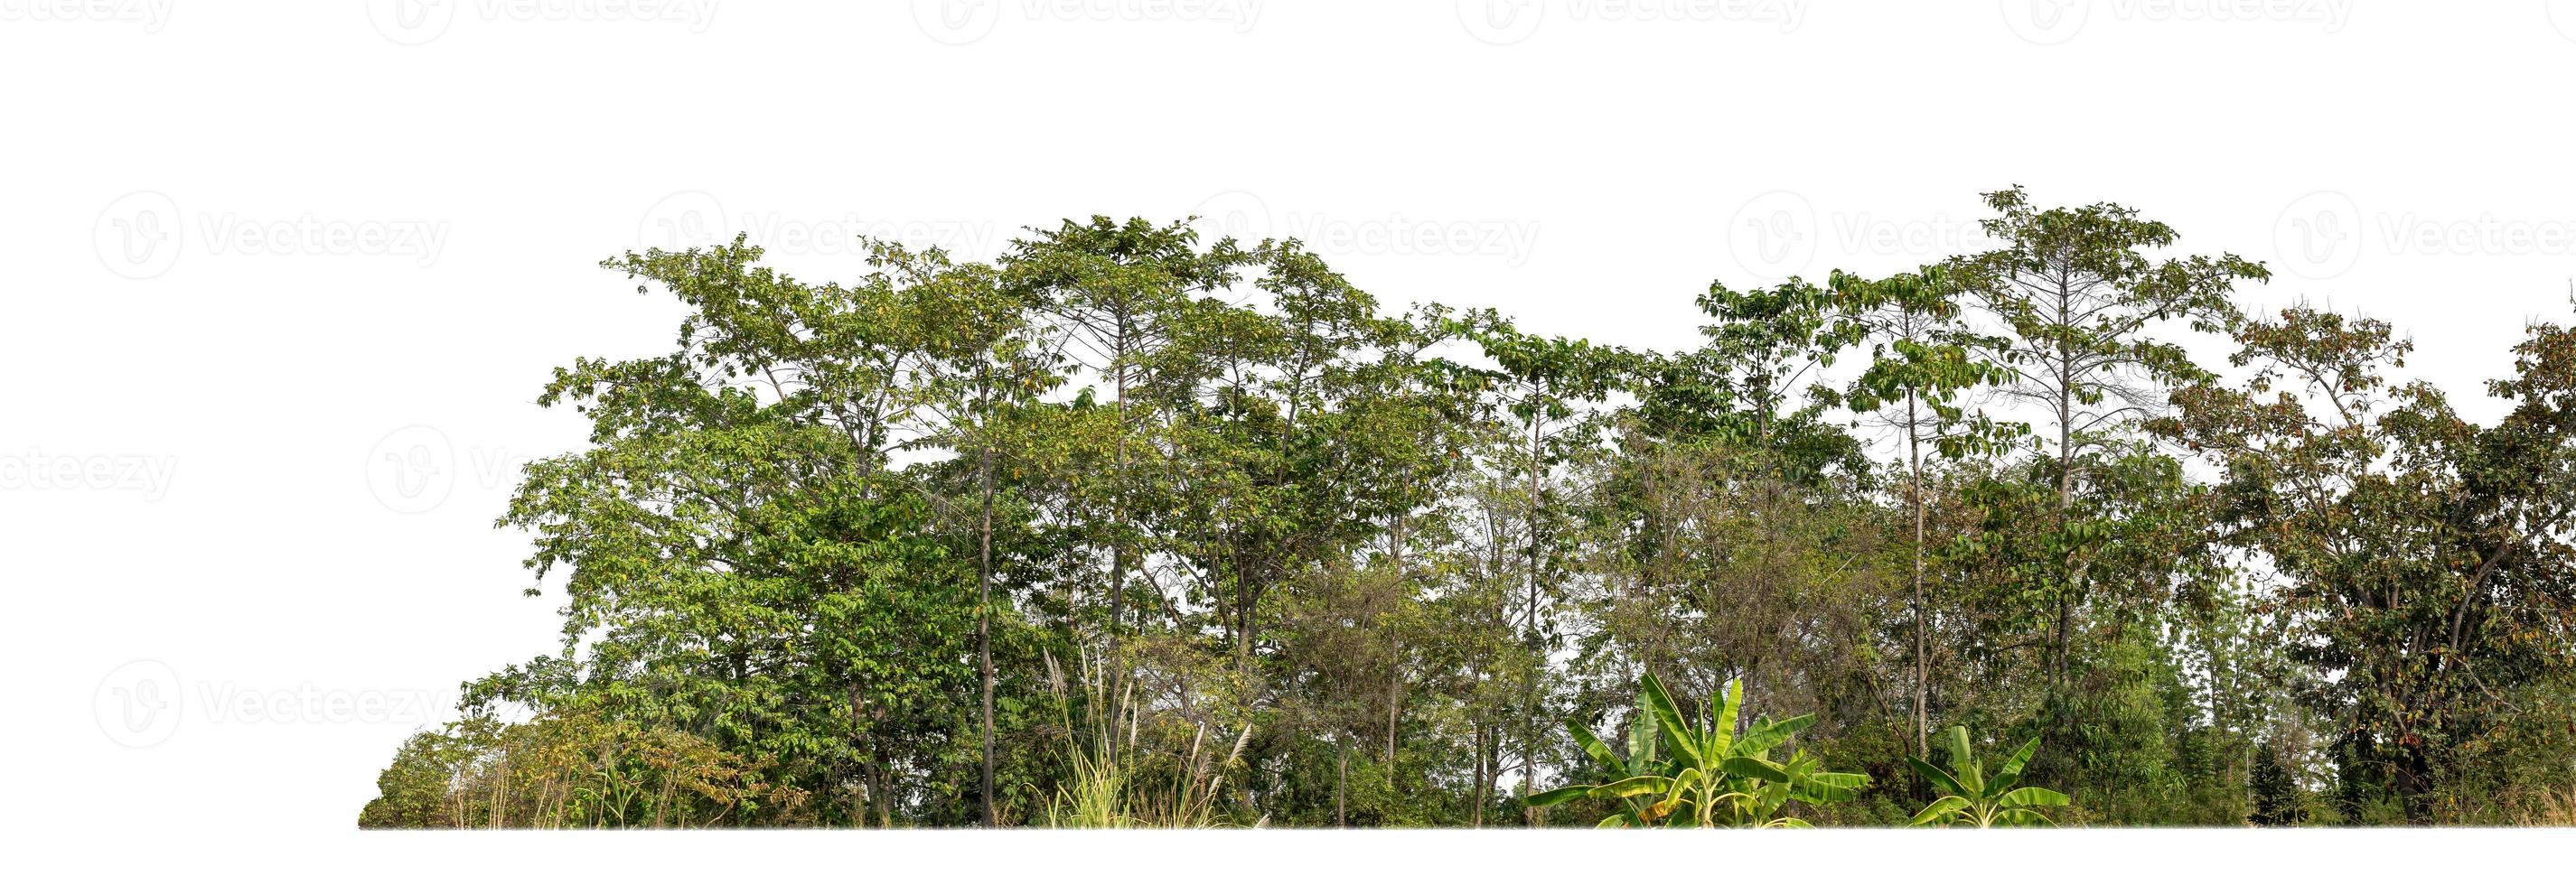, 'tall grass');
2506,784,2576,826
1039,649,1251,828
